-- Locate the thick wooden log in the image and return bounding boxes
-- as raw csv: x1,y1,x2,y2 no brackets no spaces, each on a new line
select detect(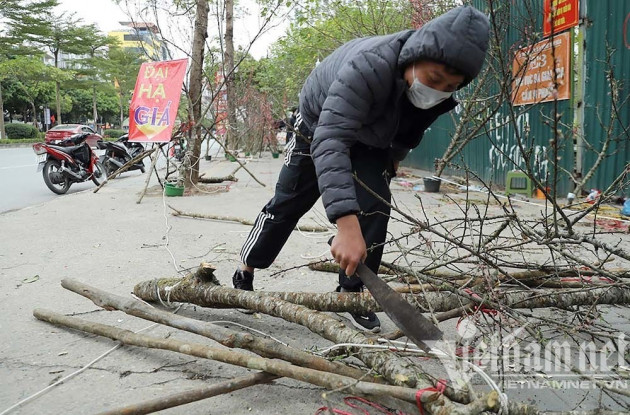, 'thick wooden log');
381,261,628,289
96,372,277,415
33,308,500,415
134,276,630,314
61,278,379,383
133,276,430,391
198,174,238,183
